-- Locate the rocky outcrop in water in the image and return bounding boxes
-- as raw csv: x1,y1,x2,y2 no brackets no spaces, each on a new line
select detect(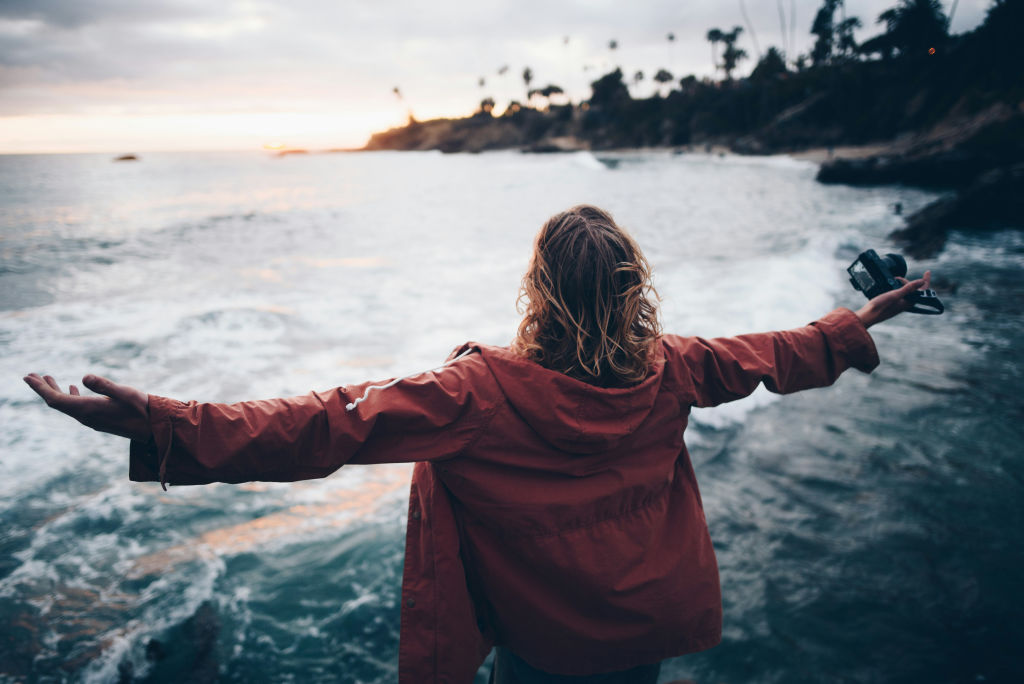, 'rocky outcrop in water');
891,163,1024,257
816,103,1024,256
